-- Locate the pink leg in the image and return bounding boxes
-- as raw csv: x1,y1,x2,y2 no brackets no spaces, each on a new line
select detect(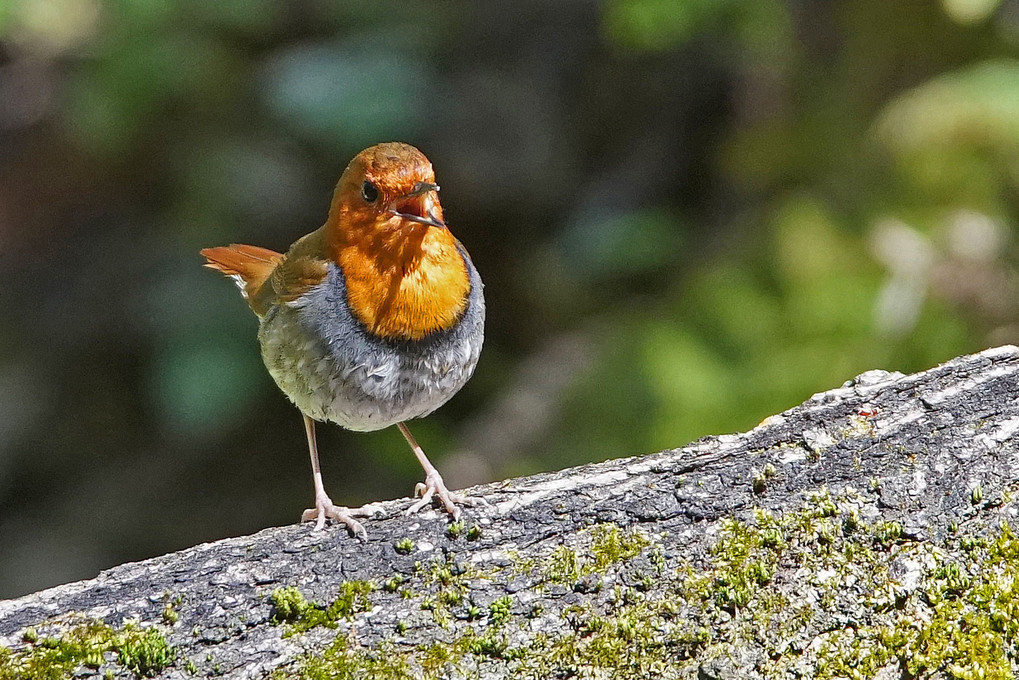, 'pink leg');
299,415,375,537
398,422,480,519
